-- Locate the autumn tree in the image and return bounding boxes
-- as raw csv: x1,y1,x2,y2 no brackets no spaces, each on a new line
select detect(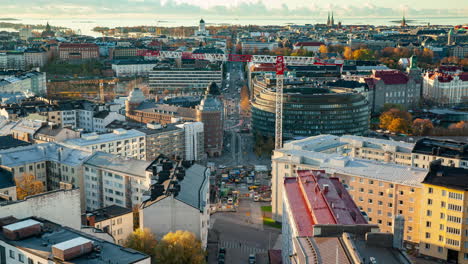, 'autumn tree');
352,48,375,61
343,46,353,60
240,85,250,114
15,174,44,200
449,121,468,130
319,45,328,54
379,108,412,133
412,119,434,136
124,228,158,261
155,230,205,264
